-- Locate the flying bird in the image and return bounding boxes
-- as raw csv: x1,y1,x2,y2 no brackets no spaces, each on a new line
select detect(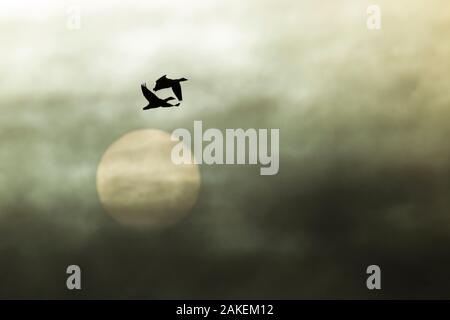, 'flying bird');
153,75,188,101
141,83,179,110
